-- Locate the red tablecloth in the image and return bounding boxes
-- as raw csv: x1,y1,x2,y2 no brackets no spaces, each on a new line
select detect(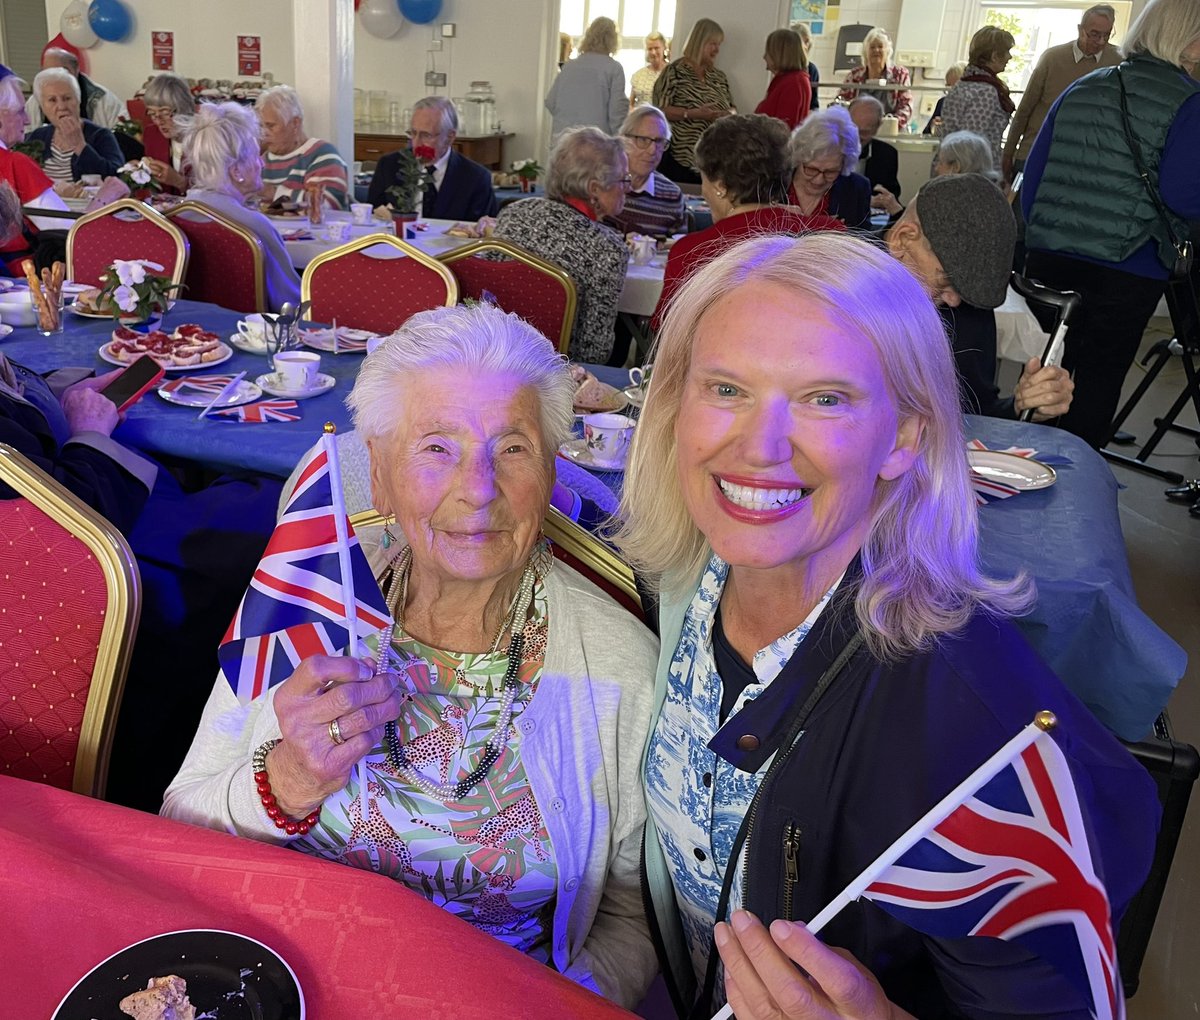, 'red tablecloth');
1,775,636,1018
